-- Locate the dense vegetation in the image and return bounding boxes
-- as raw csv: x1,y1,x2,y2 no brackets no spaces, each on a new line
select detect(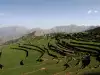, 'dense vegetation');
0,27,100,75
